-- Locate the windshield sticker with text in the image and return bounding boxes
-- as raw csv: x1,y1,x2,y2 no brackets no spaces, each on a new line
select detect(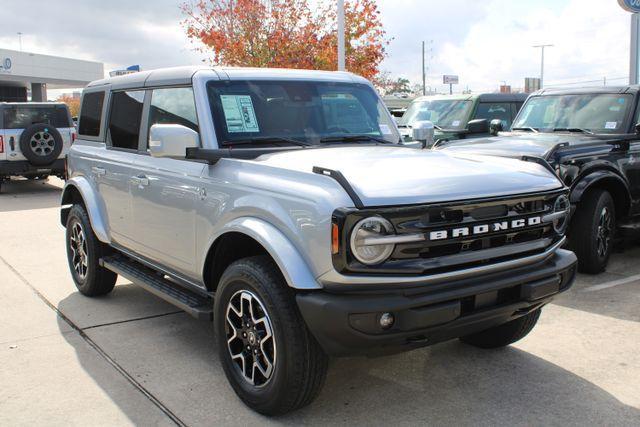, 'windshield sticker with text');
221,95,260,133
